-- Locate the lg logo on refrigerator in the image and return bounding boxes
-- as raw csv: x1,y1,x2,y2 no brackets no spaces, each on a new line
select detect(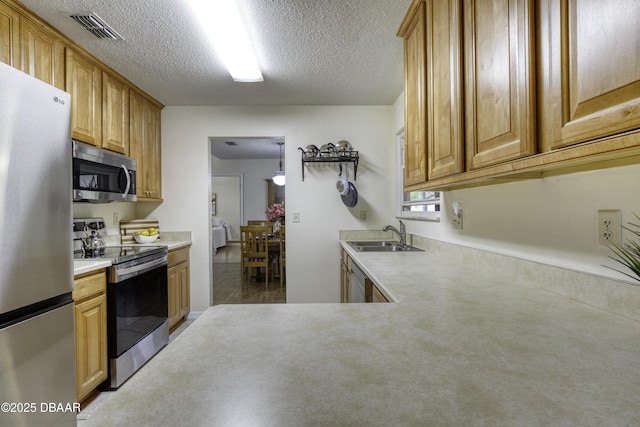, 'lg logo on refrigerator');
53,96,65,105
